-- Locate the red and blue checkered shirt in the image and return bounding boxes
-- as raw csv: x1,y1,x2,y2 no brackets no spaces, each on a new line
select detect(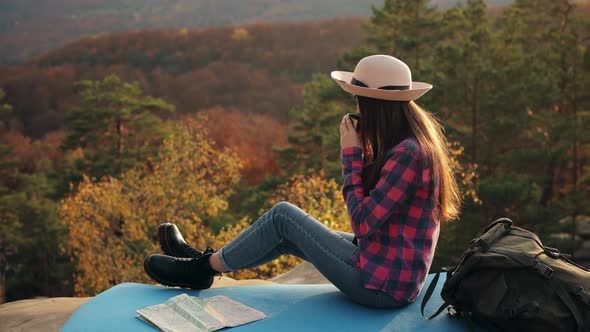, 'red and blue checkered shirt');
341,136,440,304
